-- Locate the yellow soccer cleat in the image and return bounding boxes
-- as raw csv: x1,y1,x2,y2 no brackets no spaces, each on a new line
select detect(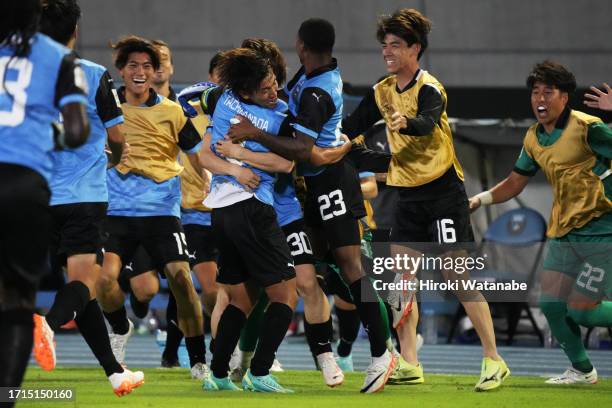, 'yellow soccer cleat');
388,356,424,385
475,357,510,392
